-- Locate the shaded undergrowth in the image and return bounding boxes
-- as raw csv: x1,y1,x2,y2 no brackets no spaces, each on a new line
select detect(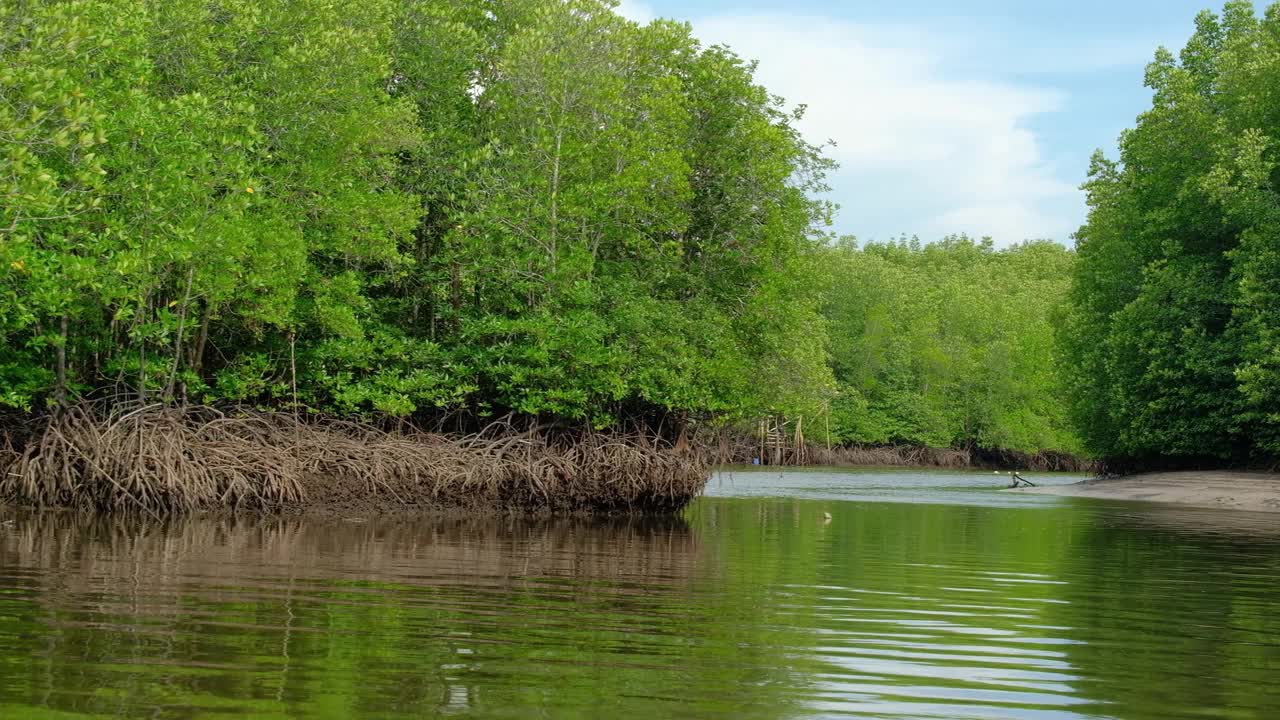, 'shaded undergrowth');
0,405,709,515
711,431,1094,473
